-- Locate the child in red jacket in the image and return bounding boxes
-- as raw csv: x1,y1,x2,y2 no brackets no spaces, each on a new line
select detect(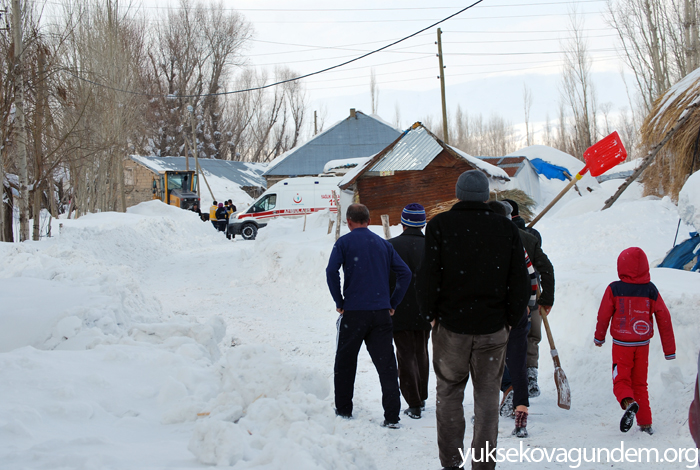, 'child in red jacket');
594,247,676,435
